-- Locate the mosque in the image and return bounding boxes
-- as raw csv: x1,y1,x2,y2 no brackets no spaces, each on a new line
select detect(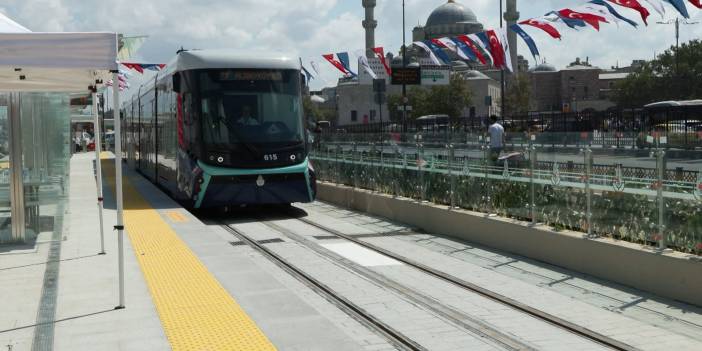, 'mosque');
333,0,521,126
